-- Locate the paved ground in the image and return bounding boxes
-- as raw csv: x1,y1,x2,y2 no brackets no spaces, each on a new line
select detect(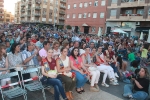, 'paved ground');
1,65,150,100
